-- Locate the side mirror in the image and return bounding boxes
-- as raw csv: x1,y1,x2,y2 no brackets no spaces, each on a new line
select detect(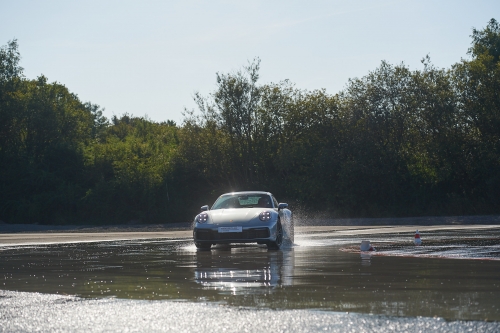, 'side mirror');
278,203,288,211
200,205,209,212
